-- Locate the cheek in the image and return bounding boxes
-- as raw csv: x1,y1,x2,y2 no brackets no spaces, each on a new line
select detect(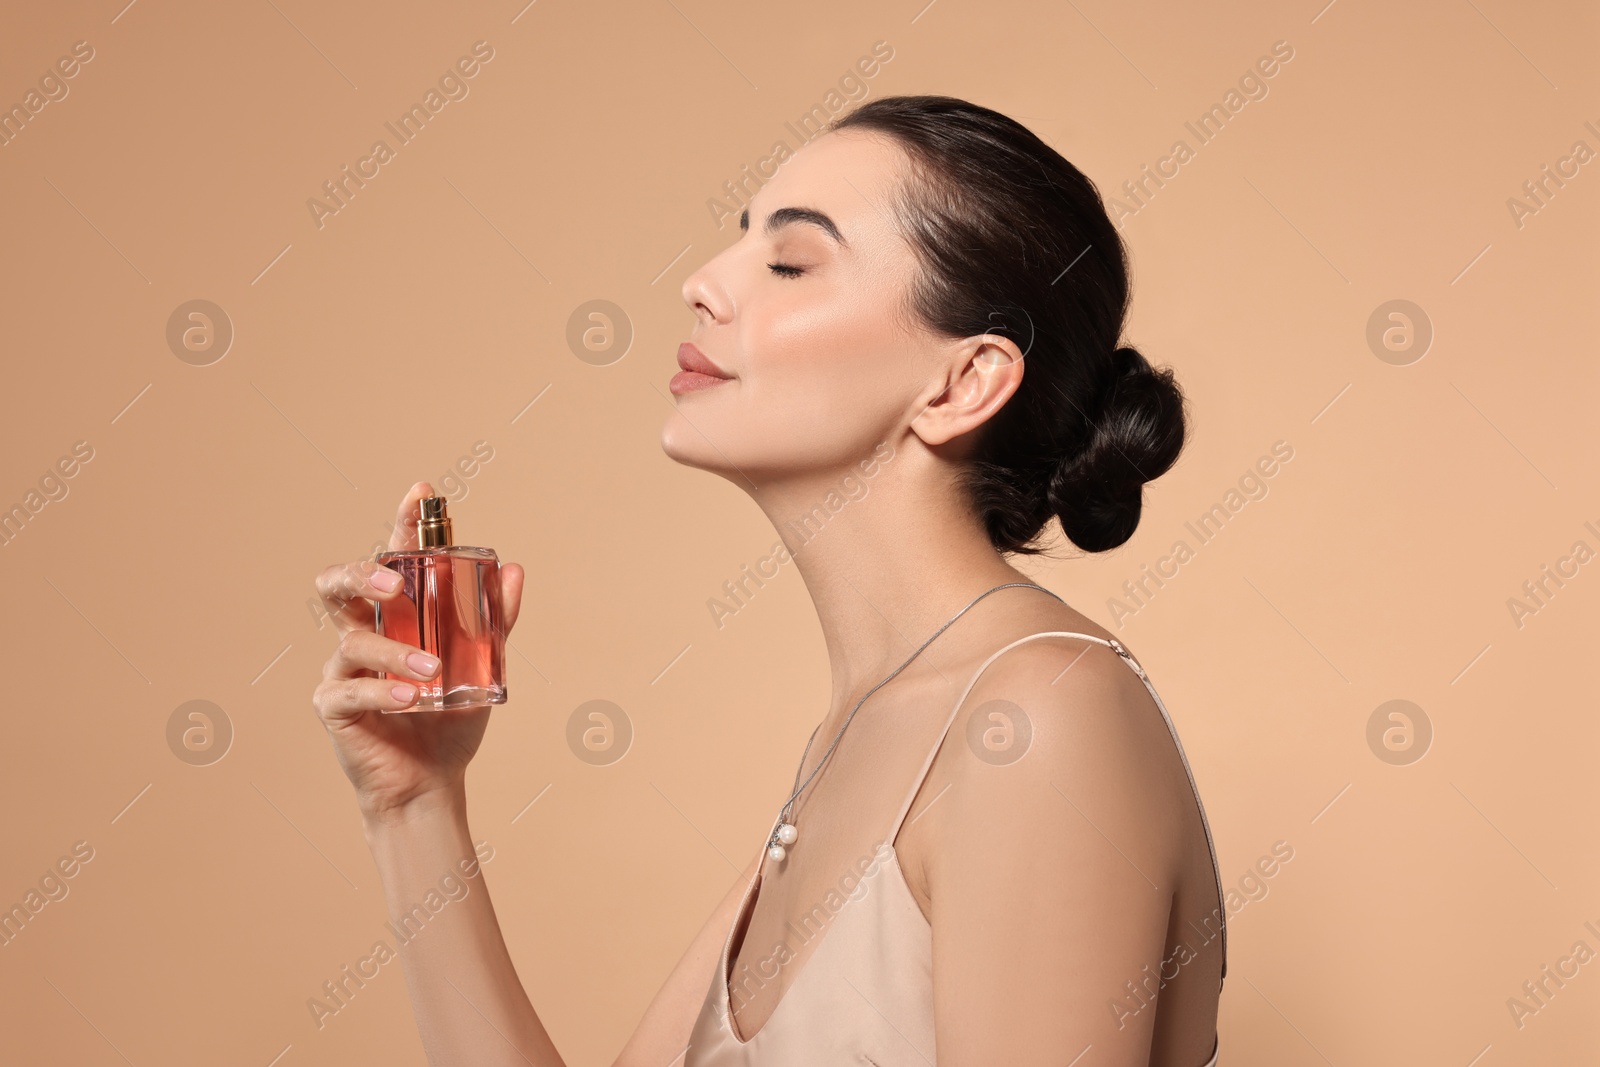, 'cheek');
740,286,909,423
